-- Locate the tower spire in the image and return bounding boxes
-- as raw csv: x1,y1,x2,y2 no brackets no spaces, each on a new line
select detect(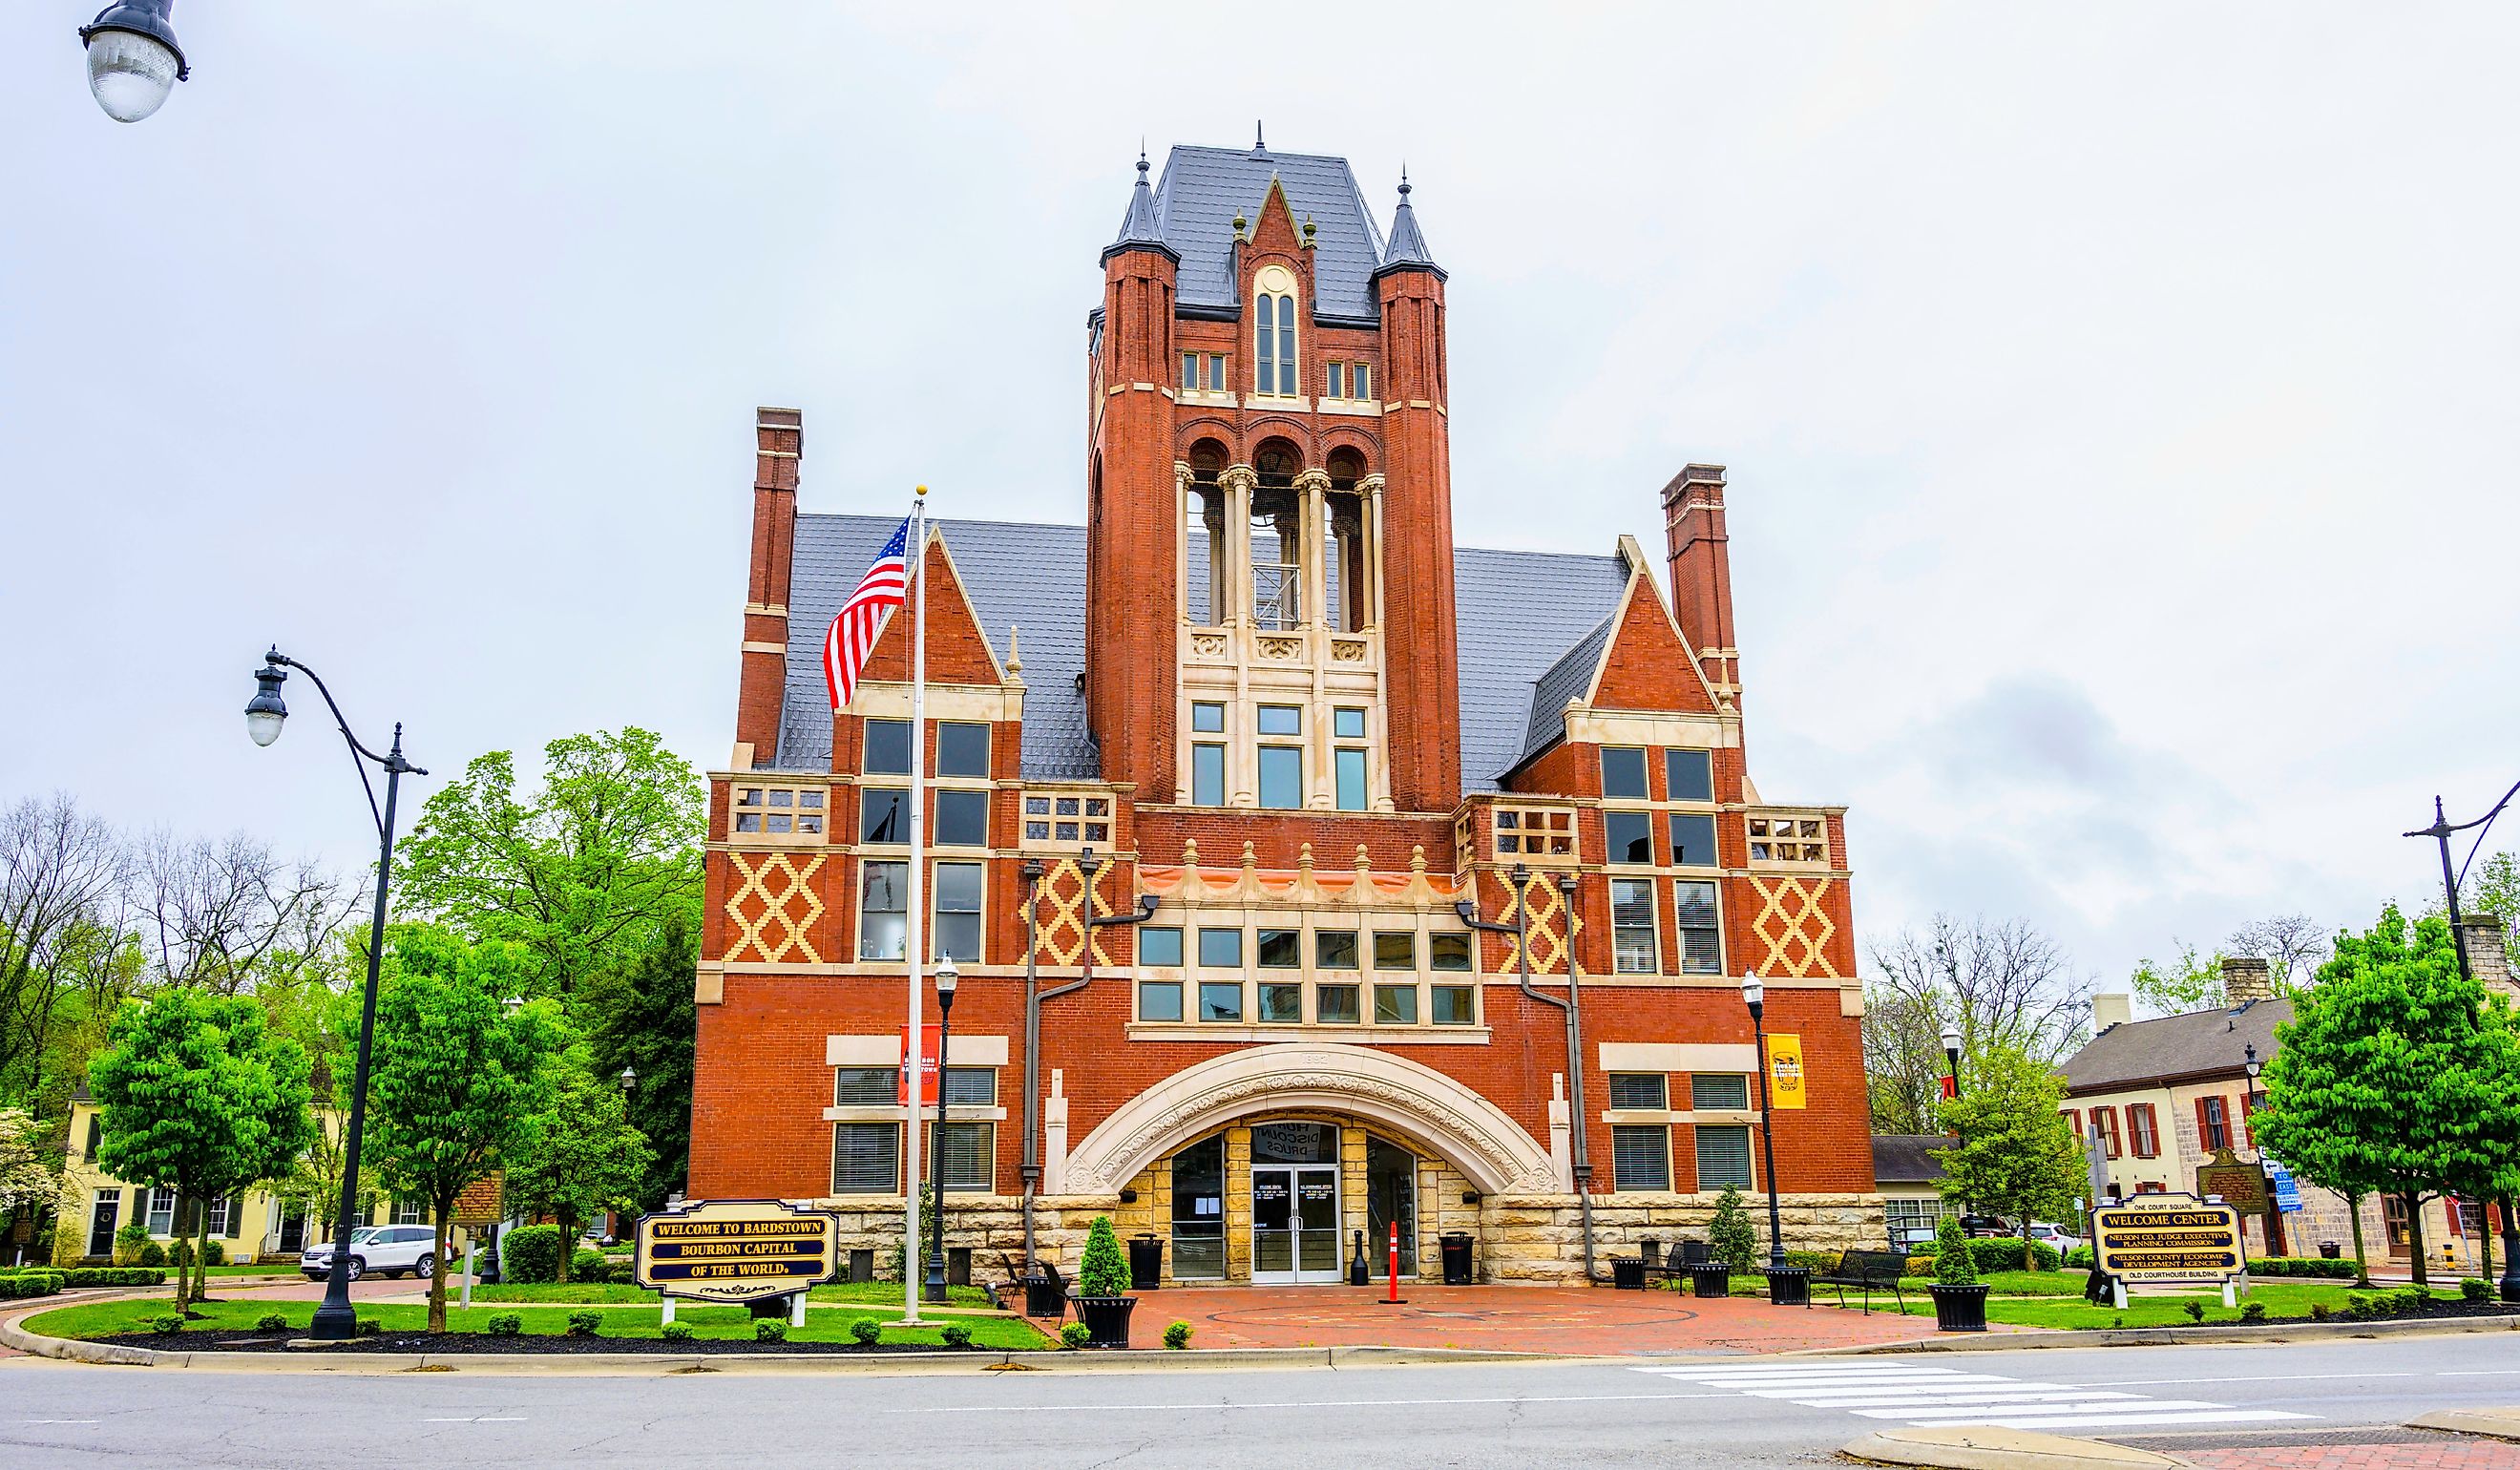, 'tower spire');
1252,120,1267,158
1102,147,1176,264
1376,170,1443,278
